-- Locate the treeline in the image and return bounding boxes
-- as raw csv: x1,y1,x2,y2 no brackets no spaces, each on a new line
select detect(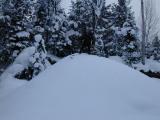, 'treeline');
0,0,160,80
